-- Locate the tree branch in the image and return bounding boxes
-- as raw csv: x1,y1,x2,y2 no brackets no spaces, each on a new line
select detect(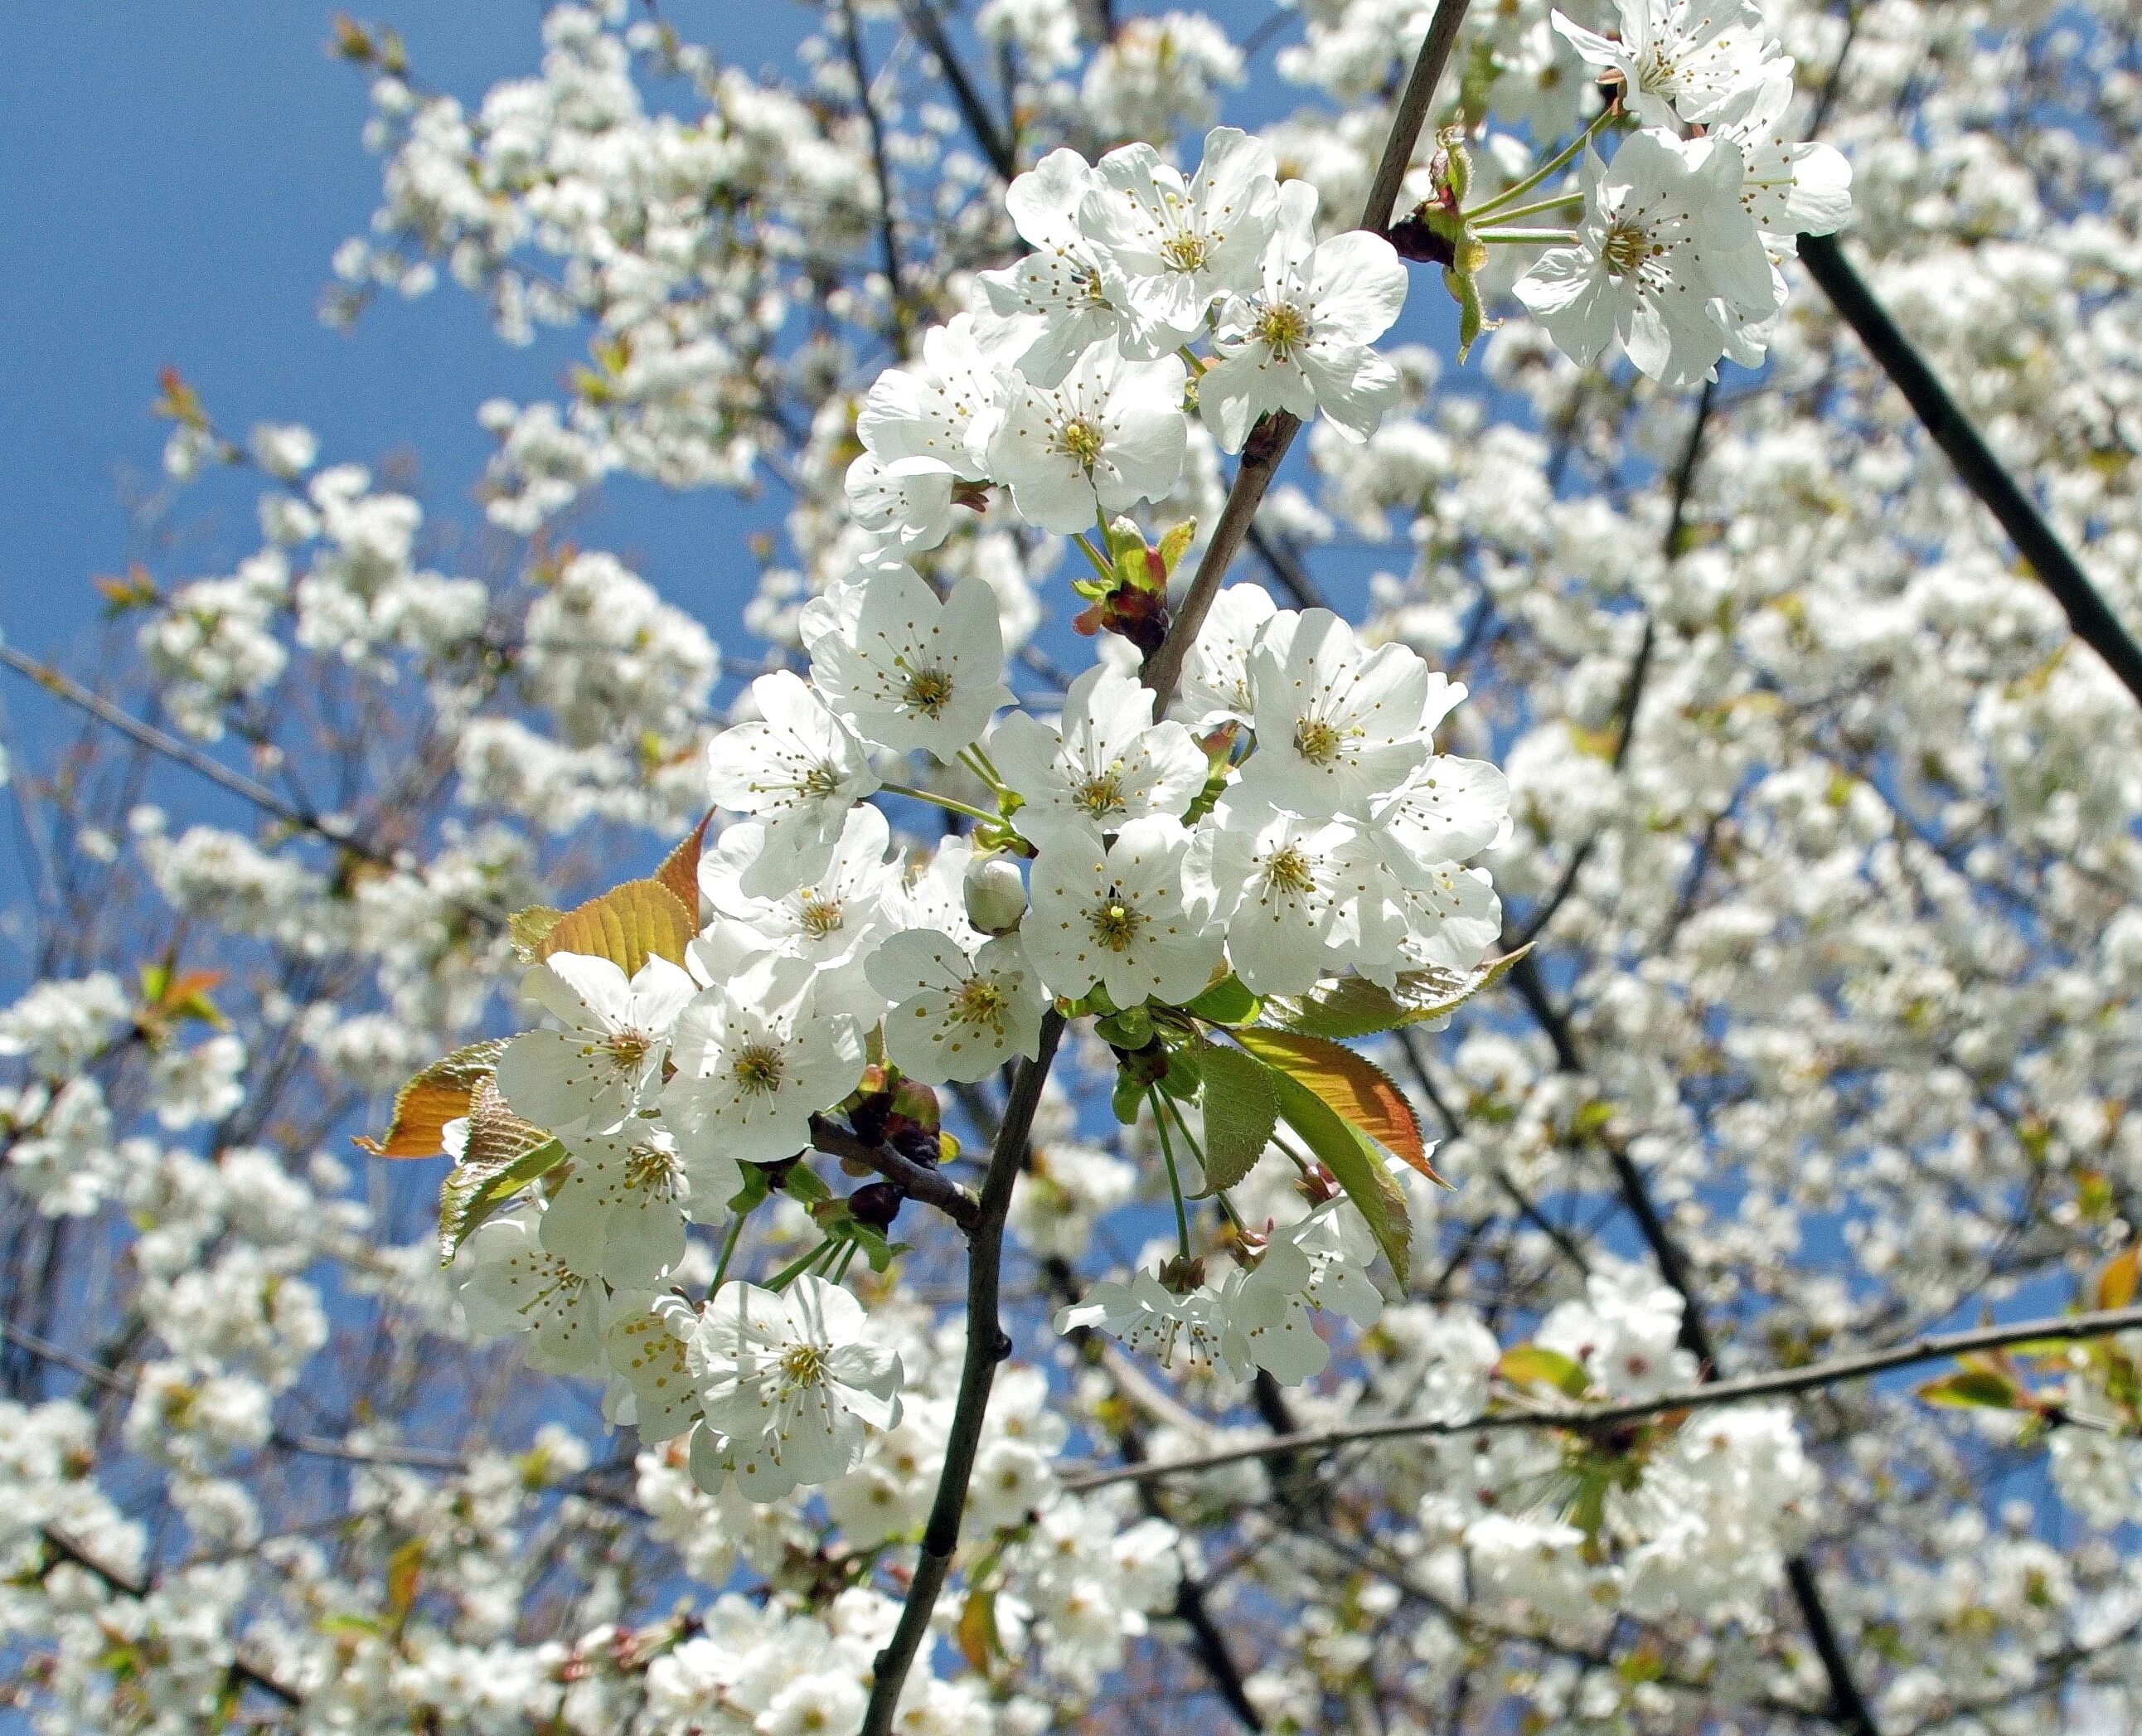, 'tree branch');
809,1113,981,1232
1061,1302,2142,1491
1140,0,1474,711
897,0,1019,182
861,1010,1063,1733
1800,231,2142,711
